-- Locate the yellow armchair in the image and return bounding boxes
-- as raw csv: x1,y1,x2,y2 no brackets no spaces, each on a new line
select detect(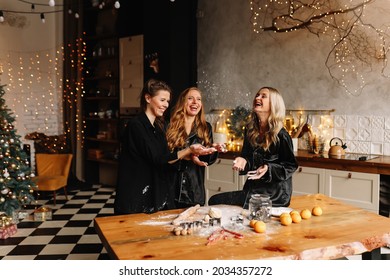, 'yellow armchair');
34,153,73,205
